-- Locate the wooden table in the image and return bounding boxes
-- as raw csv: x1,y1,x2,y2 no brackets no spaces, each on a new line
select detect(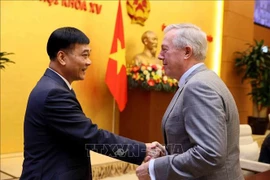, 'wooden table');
245,170,270,180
